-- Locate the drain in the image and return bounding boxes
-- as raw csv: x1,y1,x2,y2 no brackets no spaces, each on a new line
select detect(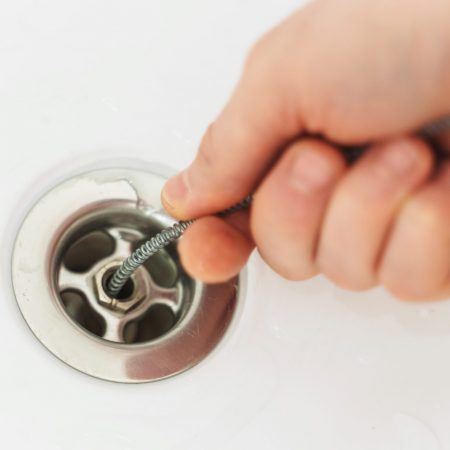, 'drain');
12,167,244,383
56,209,193,343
